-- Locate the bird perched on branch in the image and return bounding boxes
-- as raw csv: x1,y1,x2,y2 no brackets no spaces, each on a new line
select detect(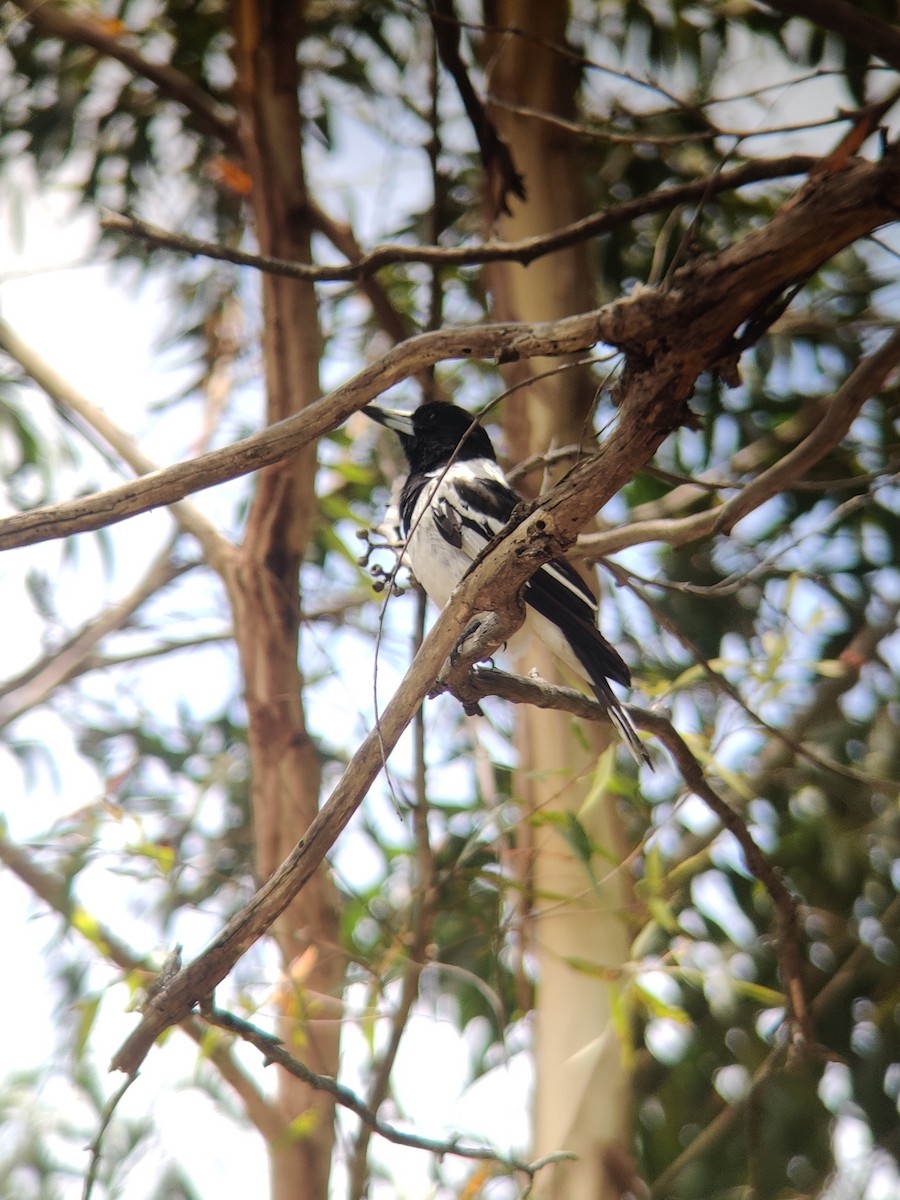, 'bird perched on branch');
364,401,650,767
